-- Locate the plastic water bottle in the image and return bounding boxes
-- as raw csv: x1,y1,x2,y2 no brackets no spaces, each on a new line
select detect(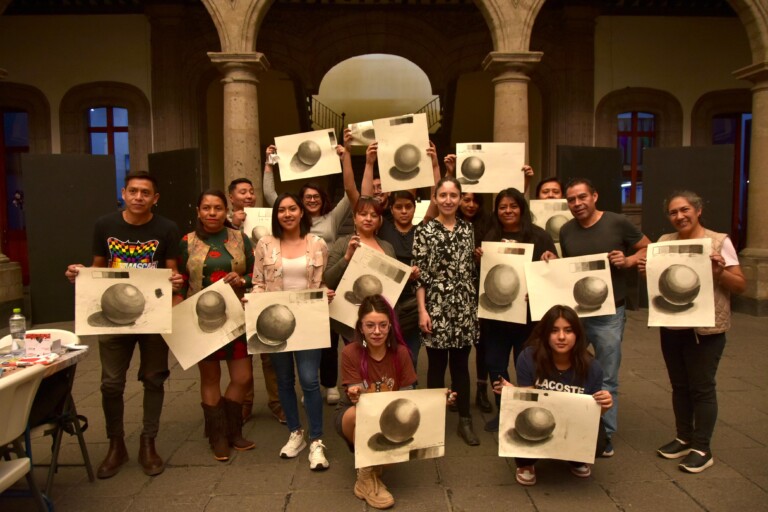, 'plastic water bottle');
9,308,26,356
